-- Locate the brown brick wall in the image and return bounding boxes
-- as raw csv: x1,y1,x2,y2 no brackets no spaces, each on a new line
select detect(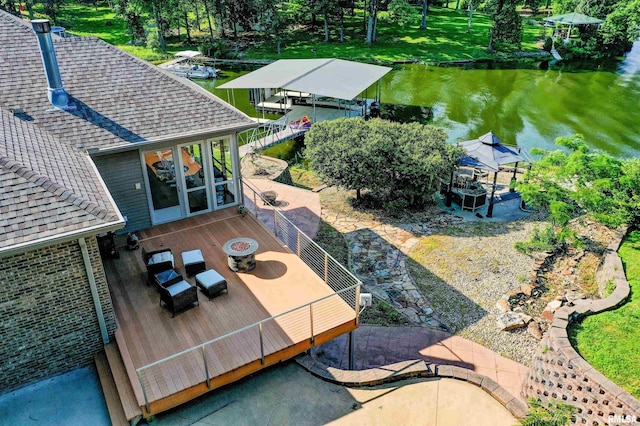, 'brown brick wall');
522,229,640,424
0,237,117,393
